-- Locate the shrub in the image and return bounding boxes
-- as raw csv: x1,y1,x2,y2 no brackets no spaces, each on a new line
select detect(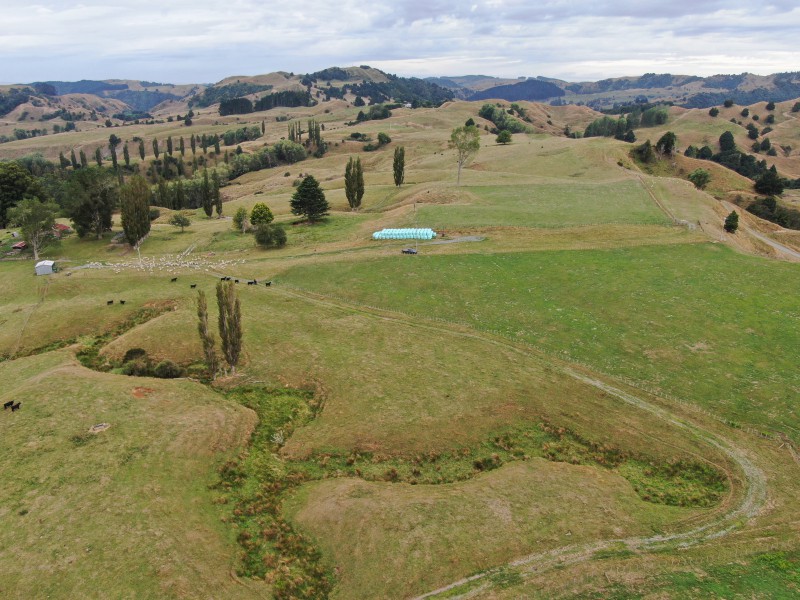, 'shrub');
153,360,183,379
724,99,734,108
121,358,150,376
688,168,711,189
254,223,287,248
233,207,249,233
148,208,161,221
249,202,274,226
708,107,719,117
122,348,148,363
